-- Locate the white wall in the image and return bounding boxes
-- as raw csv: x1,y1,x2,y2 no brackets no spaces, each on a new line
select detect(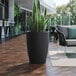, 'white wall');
40,0,56,9
40,0,56,14
16,0,56,14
